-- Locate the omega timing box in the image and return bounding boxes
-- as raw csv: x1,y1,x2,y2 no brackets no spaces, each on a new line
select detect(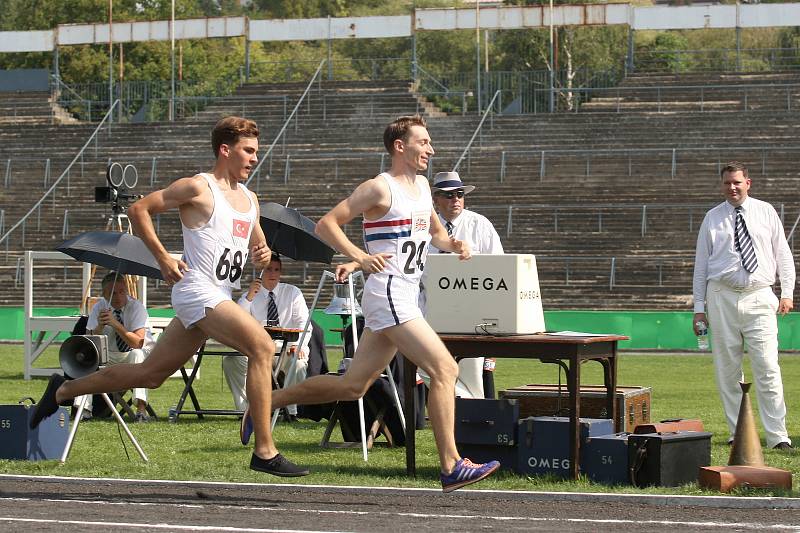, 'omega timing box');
0,404,70,460
425,254,545,335
516,416,614,478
